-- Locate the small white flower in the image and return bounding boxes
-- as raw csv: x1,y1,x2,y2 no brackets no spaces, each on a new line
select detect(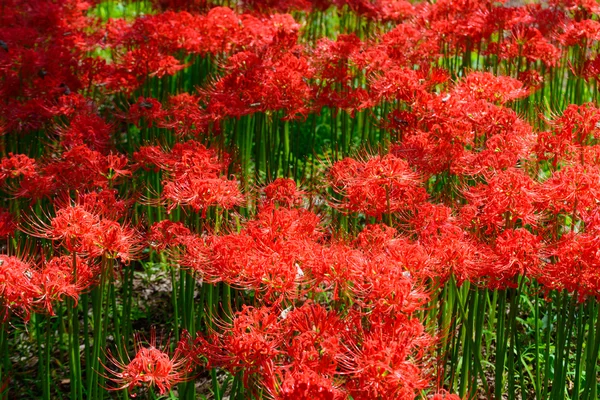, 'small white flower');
296,263,304,279
280,306,292,320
